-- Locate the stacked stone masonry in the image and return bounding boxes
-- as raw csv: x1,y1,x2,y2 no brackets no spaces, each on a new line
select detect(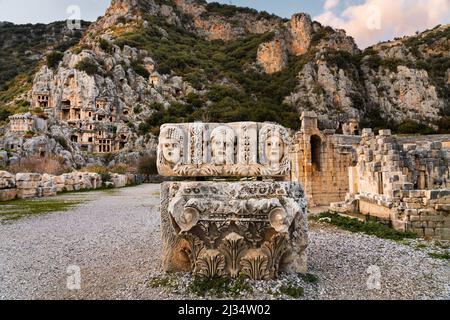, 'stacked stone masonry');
292,112,360,206
330,129,450,240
